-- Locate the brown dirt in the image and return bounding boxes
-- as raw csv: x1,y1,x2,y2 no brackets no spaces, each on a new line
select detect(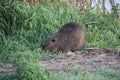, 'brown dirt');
0,62,16,77
40,48,120,73
0,48,120,76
